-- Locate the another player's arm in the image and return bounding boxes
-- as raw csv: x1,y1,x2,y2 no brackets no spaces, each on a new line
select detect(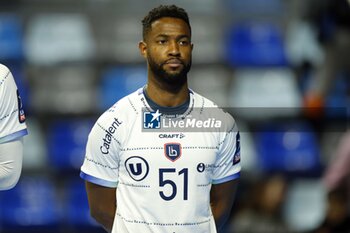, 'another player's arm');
0,139,23,190
85,181,116,233
210,178,239,232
